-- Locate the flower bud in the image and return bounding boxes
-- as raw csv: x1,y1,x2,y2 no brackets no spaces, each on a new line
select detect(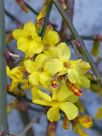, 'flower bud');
62,117,70,129
79,115,93,128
